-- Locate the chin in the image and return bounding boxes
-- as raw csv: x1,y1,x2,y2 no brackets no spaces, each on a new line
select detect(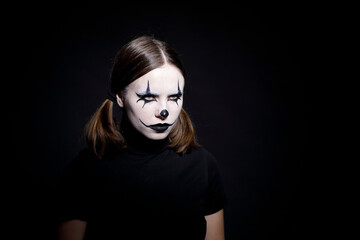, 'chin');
144,131,170,140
